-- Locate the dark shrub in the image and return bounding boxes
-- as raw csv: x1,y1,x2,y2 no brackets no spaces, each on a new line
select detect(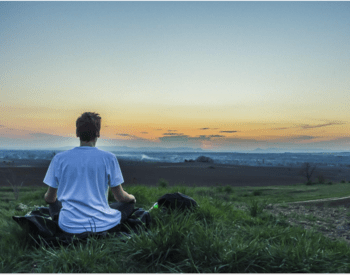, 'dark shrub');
317,175,325,184
247,198,267,217
195,156,214,163
306,180,313,185
157,178,169,188
253,190,262,196
223,185,234,194
328,181,333,185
